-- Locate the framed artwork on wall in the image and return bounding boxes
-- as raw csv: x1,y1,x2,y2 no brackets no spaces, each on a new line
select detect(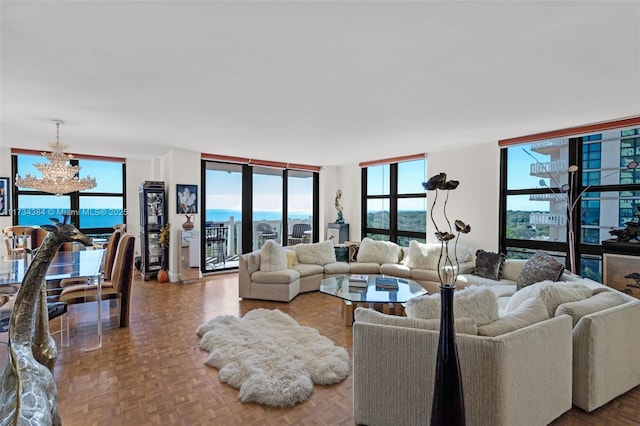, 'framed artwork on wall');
603,252,640,299
176,184,198,214
0,177,9,216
